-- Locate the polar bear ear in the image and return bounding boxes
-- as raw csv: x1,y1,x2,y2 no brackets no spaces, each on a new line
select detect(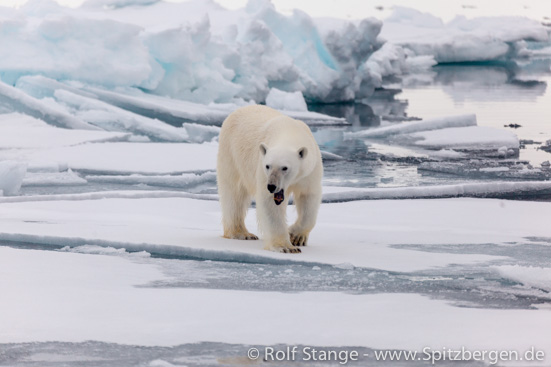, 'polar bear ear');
298,147,307,159
260,143,268,156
